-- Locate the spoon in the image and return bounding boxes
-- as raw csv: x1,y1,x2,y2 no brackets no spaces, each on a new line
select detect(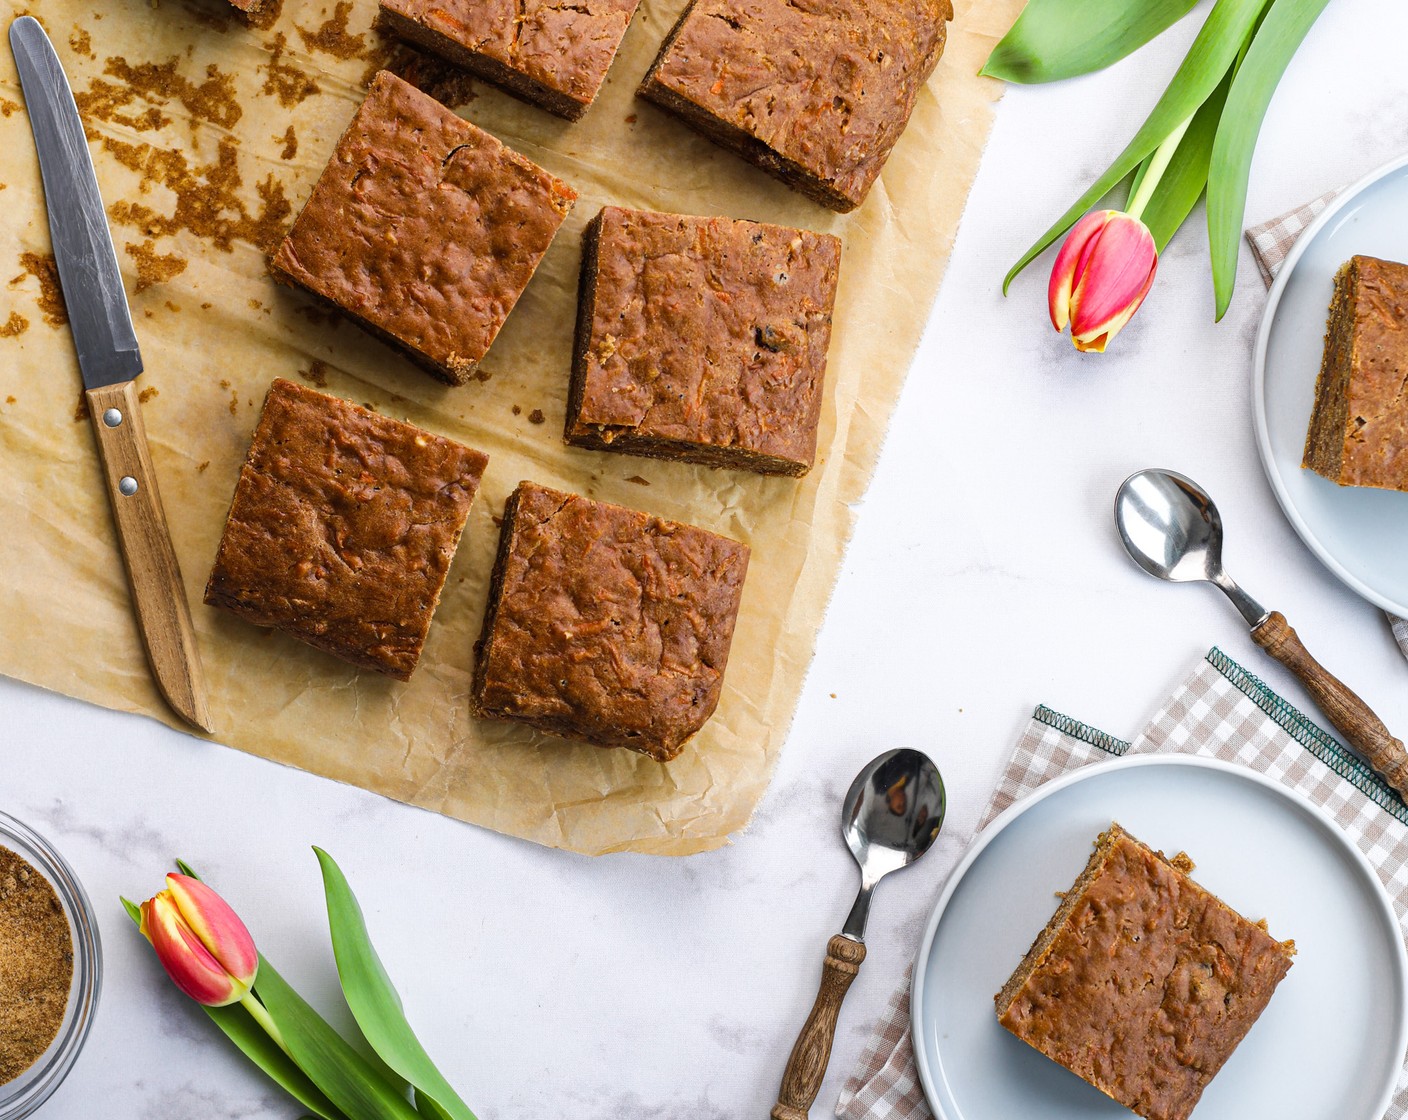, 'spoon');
771,748,945,1120
1115,468,1408,796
